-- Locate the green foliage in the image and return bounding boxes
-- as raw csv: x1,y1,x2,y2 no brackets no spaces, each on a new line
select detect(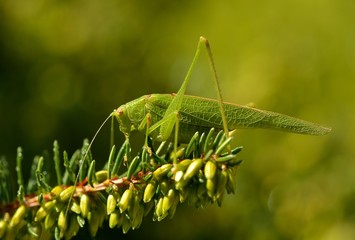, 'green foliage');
0,129,242,239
